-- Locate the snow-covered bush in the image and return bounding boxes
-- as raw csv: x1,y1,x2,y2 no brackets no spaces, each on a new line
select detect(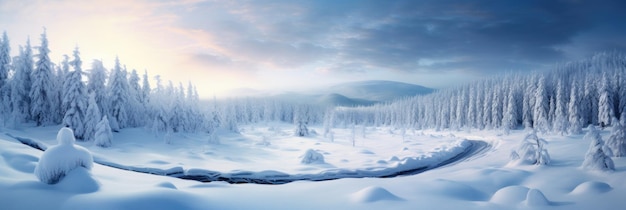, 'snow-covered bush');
581,125,614,171
94,116,113,148
300,149,324,164
510,129,550,165
606,121,626,157
34,127,94,184
295,121,309,137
